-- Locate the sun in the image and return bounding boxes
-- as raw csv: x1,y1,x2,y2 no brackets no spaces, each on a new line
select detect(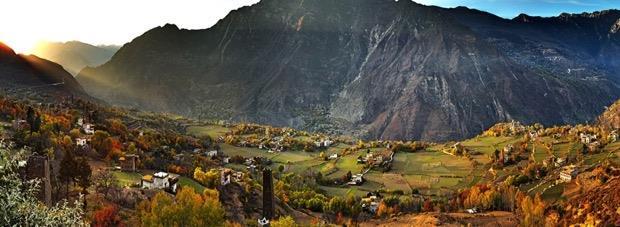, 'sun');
0,35,38,54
